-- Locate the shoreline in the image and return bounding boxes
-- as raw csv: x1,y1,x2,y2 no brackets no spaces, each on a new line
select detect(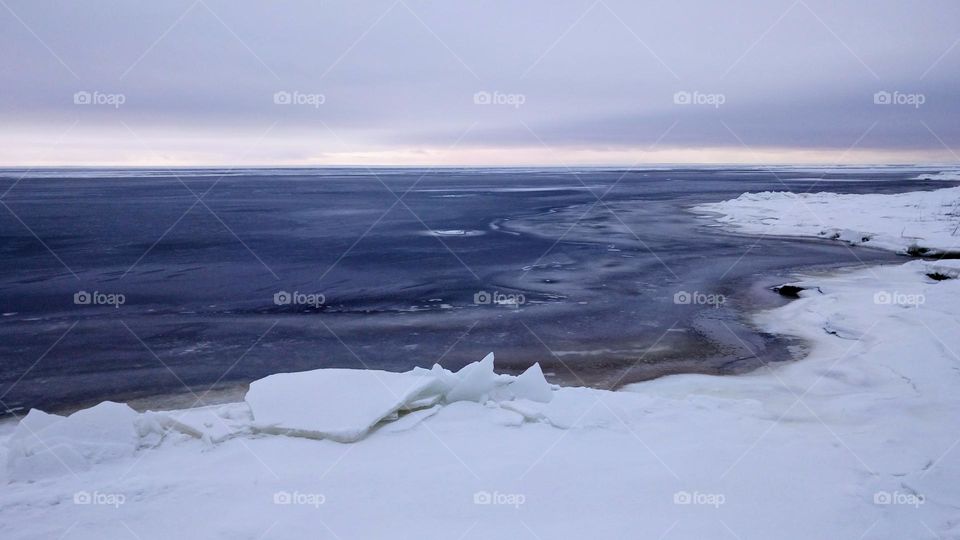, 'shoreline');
7,181,943,418
22,267,826,417
11,236,908,419
2,170,928,415
3,184,959,538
